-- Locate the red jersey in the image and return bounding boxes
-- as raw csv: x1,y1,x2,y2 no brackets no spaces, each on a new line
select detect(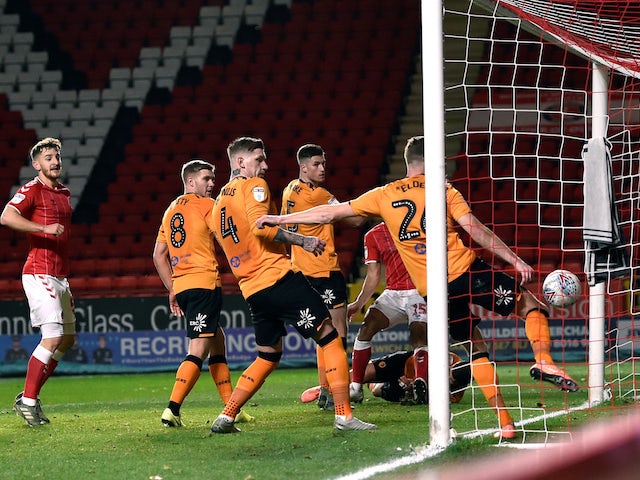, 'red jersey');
6,177,72,276
364,222,415,291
